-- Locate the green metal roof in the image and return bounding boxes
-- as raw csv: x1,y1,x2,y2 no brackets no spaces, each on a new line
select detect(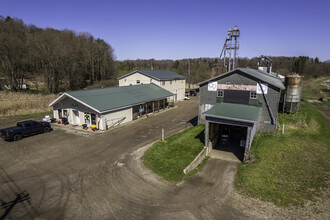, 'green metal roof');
203,102,261,123
51,84,174,113
118,69,186,80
